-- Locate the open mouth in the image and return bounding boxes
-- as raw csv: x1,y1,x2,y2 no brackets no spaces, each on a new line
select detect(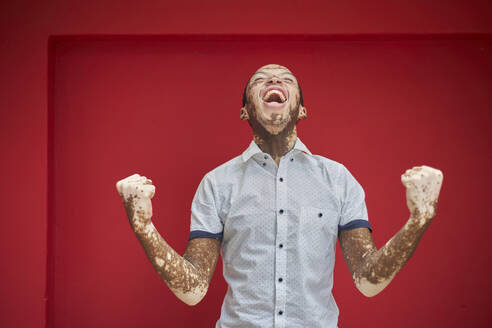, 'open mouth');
261,87,287,106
